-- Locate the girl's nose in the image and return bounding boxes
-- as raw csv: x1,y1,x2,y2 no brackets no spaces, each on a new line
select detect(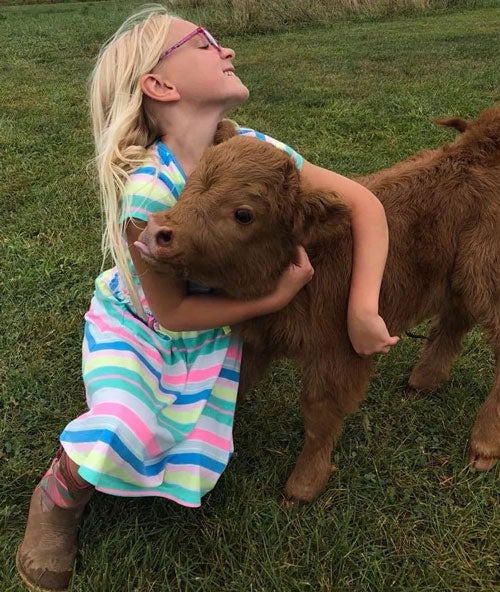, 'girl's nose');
220,46,235,60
